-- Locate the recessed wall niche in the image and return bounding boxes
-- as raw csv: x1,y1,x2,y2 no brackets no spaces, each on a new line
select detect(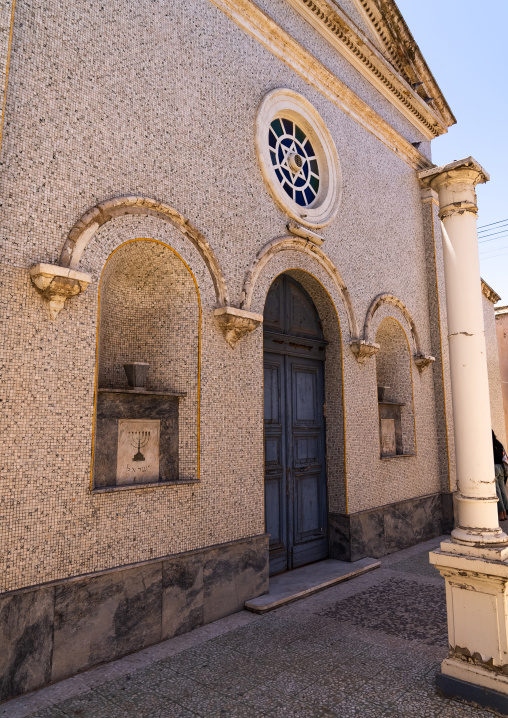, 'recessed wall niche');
375,318,416,458
93,240,200,490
